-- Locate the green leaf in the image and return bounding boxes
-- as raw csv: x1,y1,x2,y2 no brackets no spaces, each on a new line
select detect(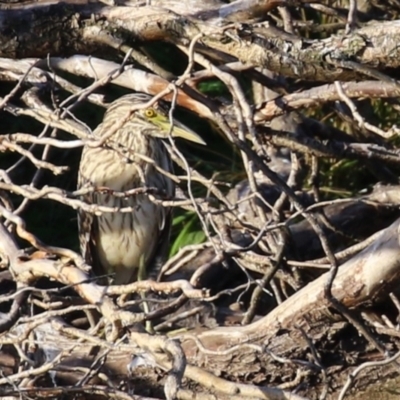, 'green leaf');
169,213,206,257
